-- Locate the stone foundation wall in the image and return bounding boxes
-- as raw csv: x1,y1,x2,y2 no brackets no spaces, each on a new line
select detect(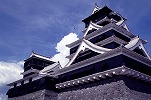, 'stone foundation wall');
57,80,151,100
8,89,57,100
8,80,151,100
